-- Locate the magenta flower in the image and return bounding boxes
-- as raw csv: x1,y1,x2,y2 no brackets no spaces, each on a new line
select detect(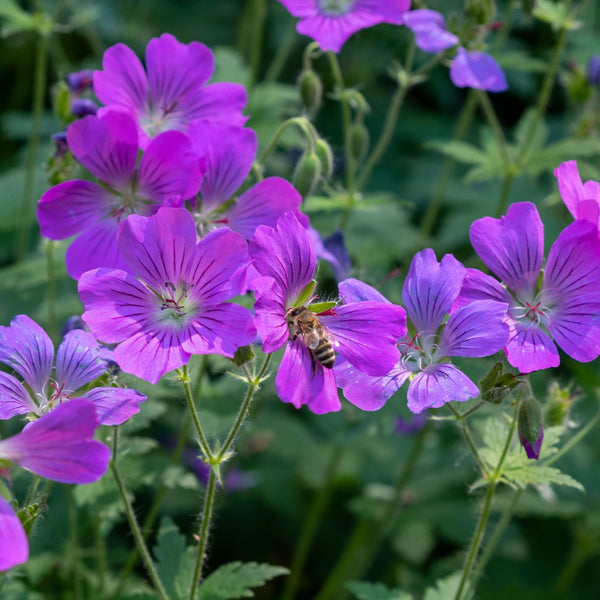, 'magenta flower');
276,0,411,53
94,33,247,147
554,160,600,226
457,202,600,373
250,212,406,414
37,111,203,279
79,207,256,384
187,120,308,238
0,400,110,571
404,9,507,92
0,315,145,425
336,252,509,414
